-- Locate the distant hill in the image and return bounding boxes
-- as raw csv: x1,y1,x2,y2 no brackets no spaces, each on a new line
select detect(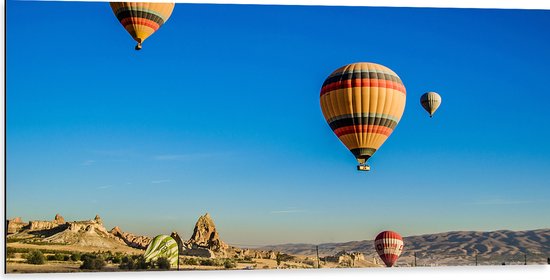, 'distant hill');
258,229,550,266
